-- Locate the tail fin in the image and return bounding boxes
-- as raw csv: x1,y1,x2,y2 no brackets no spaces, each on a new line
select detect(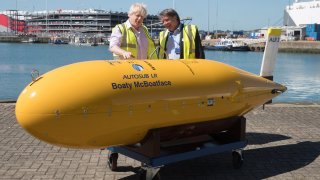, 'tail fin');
259,28,282,81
